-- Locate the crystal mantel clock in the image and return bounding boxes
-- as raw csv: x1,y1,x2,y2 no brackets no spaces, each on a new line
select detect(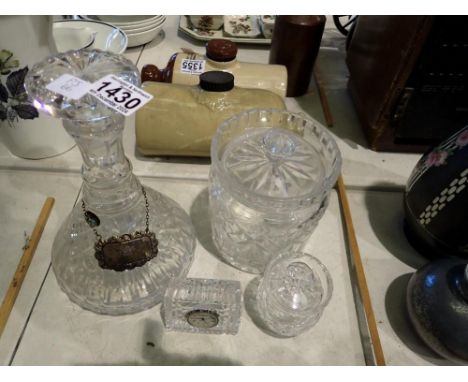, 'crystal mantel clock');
25,49,196,315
